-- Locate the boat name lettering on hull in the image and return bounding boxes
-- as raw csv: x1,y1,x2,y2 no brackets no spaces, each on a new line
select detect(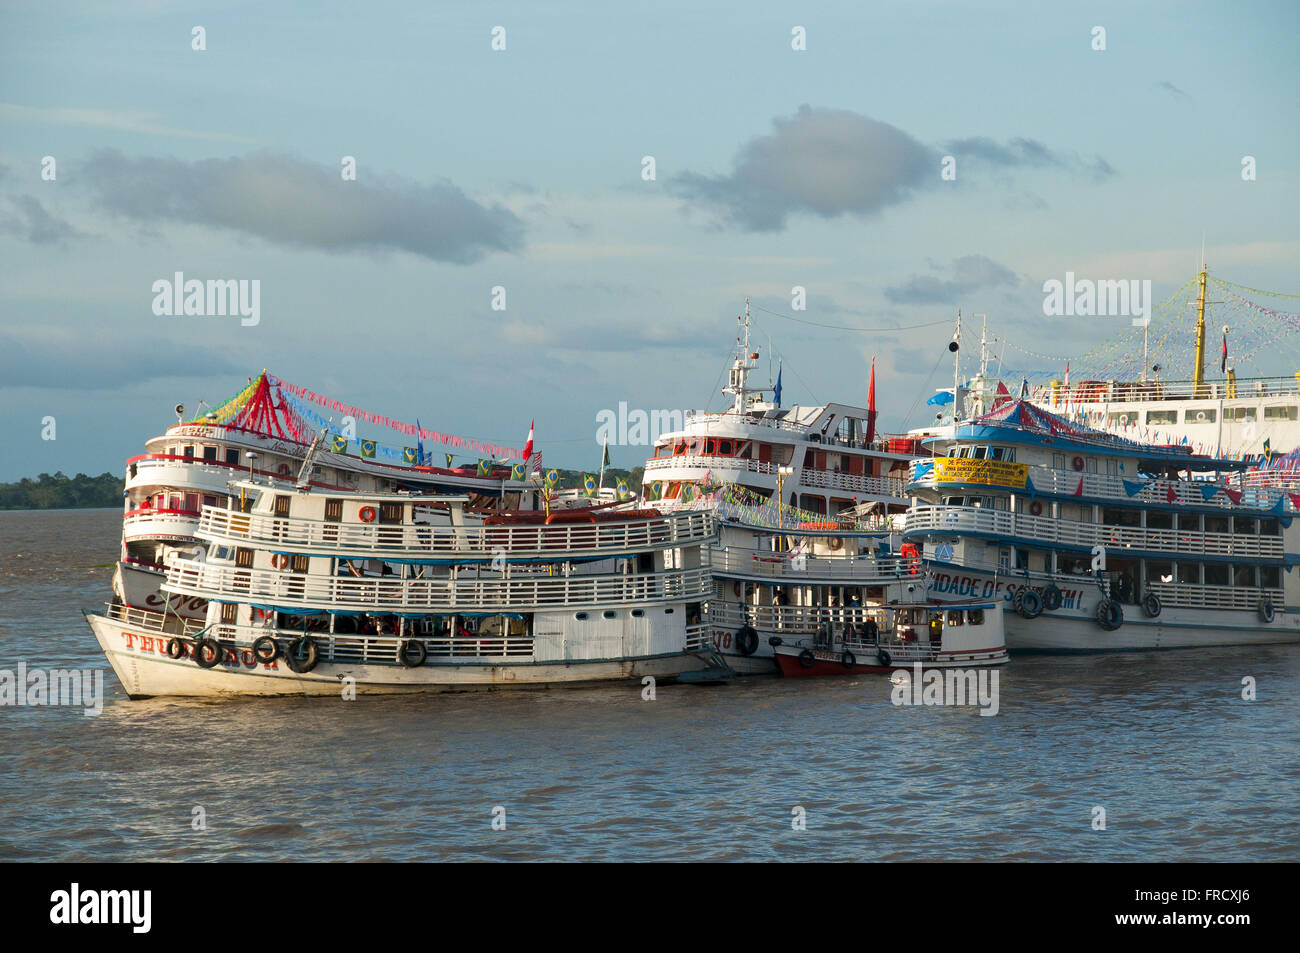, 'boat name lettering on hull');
928,573,1083,609
121,632,278,670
